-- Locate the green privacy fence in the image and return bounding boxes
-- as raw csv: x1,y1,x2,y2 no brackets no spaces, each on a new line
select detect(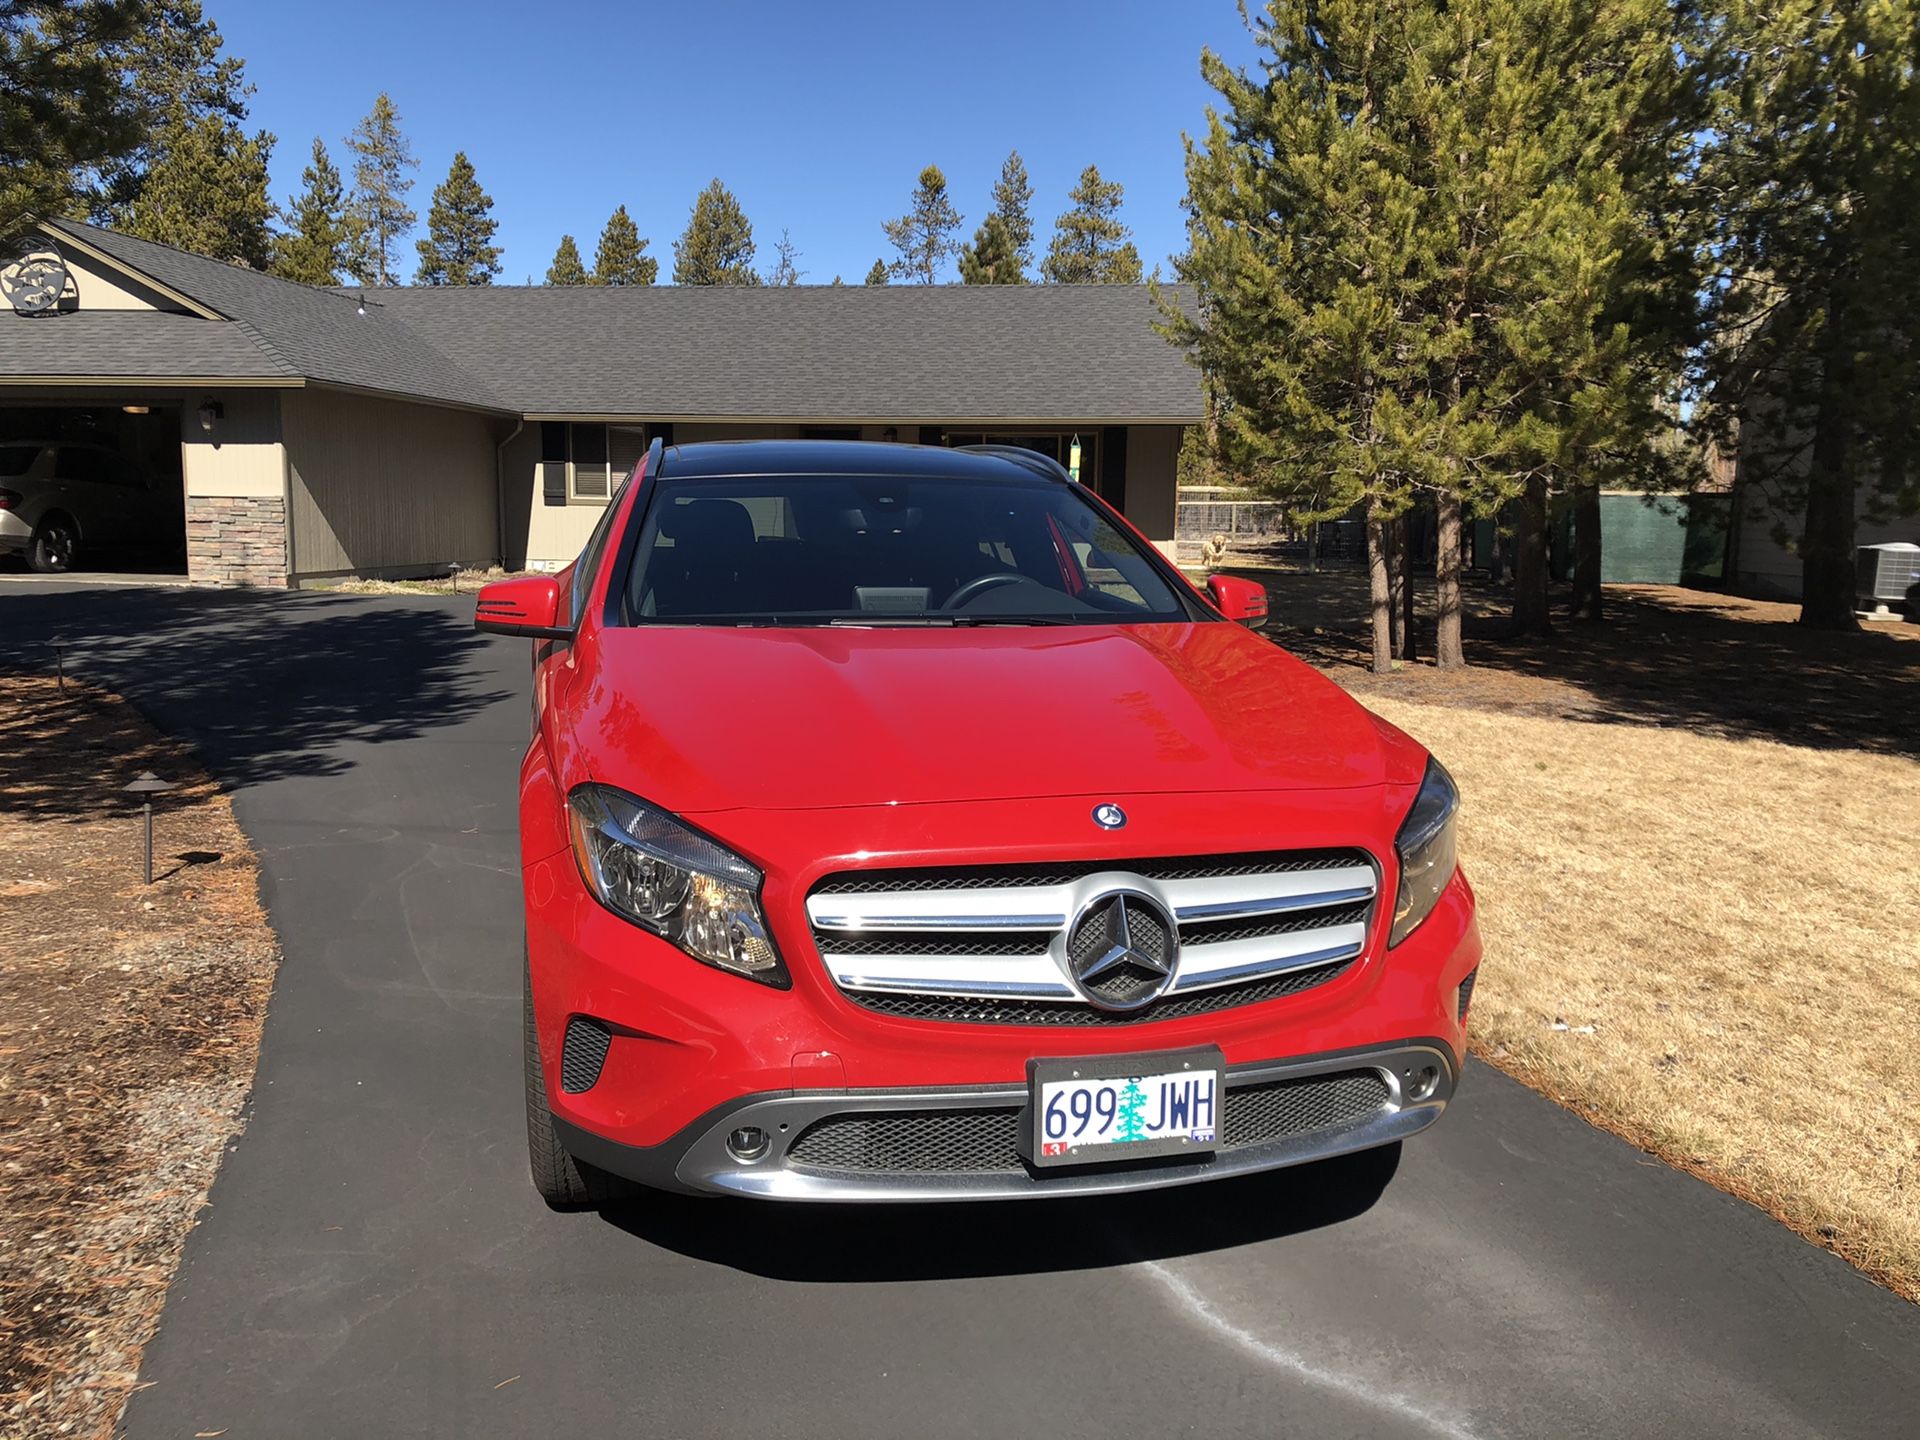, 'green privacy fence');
1470,491,1729,585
